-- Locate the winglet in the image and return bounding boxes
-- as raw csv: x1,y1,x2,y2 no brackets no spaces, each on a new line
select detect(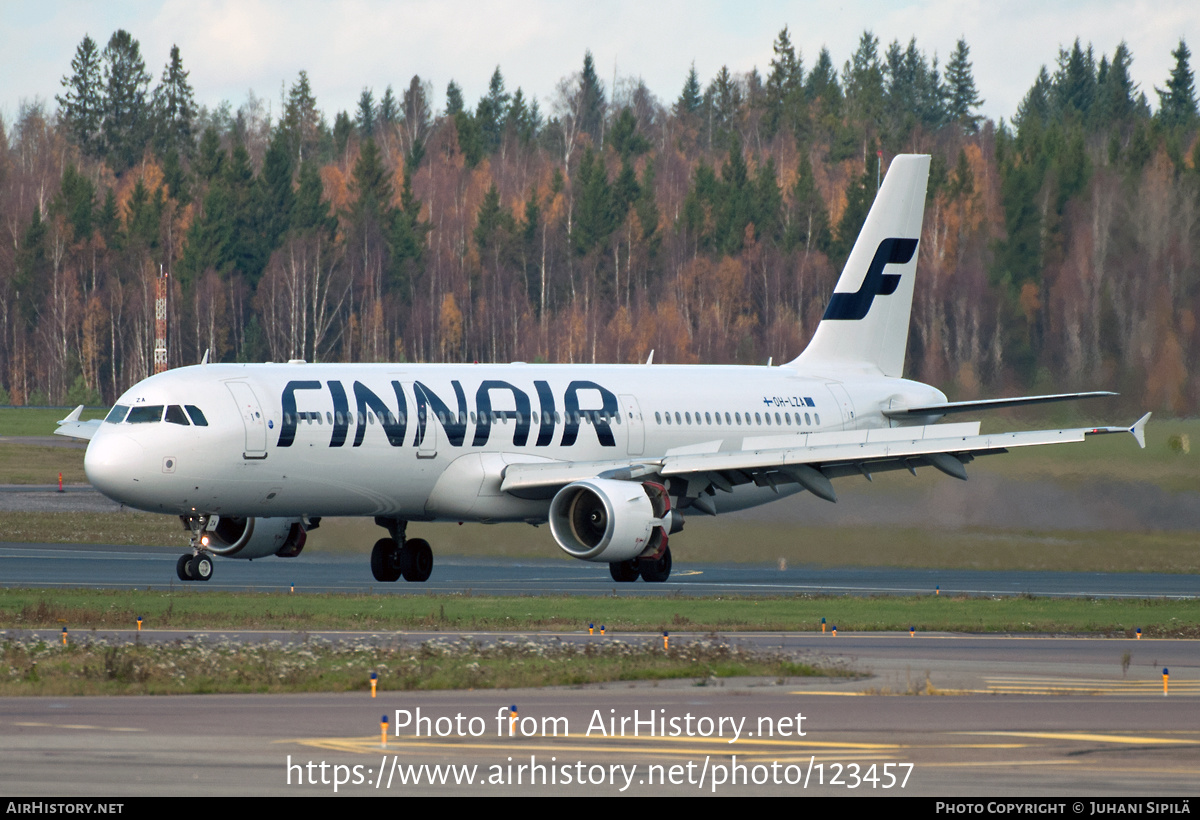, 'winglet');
1131,412,1150,449
58,405,85,425
54,405,101,441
